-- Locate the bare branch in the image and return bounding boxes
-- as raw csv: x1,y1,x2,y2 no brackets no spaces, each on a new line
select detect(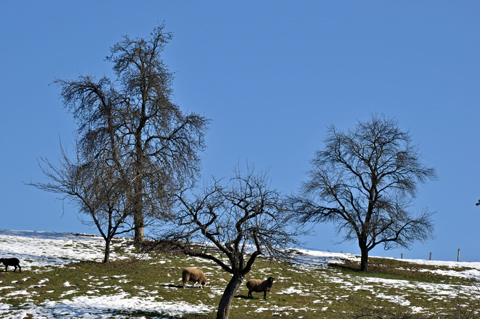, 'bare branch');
166,167,297,316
